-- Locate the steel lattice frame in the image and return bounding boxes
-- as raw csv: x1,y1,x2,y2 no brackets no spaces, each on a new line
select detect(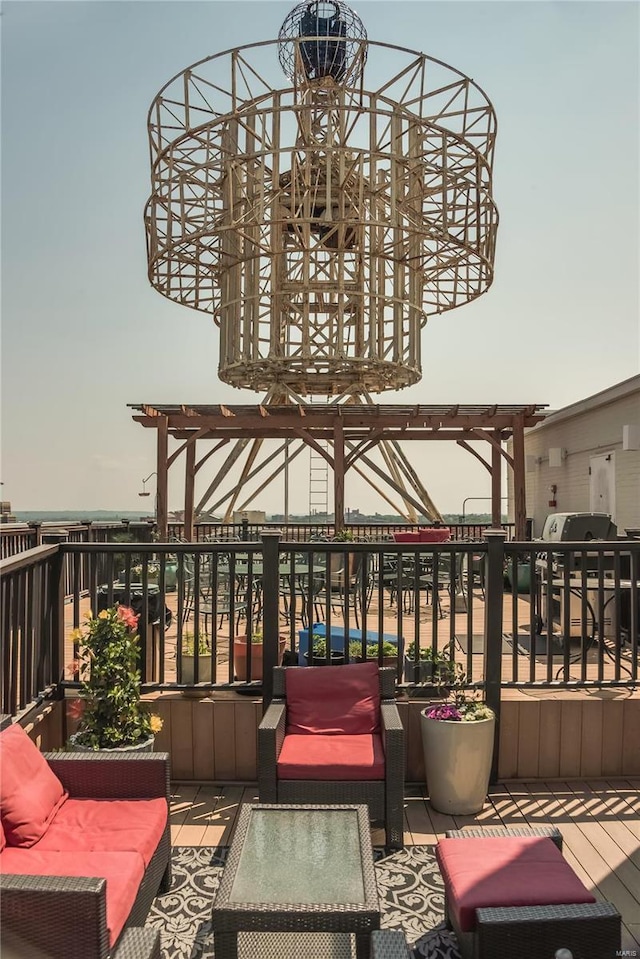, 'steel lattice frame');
145,38,498,396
